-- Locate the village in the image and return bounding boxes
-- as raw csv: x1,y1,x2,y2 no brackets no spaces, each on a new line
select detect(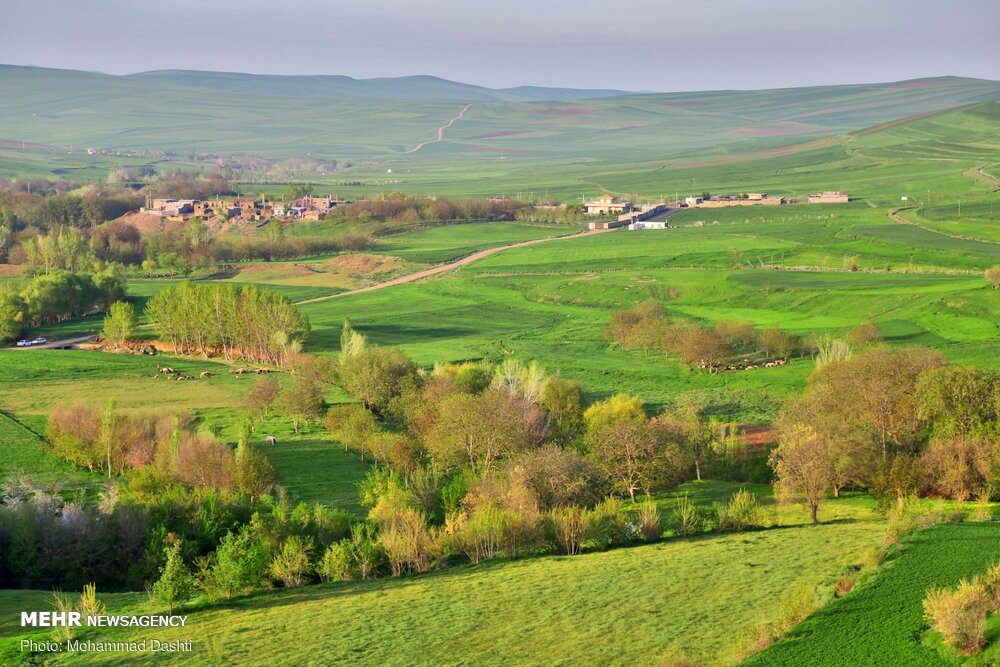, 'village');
583,190,849,229
142,194,348,224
